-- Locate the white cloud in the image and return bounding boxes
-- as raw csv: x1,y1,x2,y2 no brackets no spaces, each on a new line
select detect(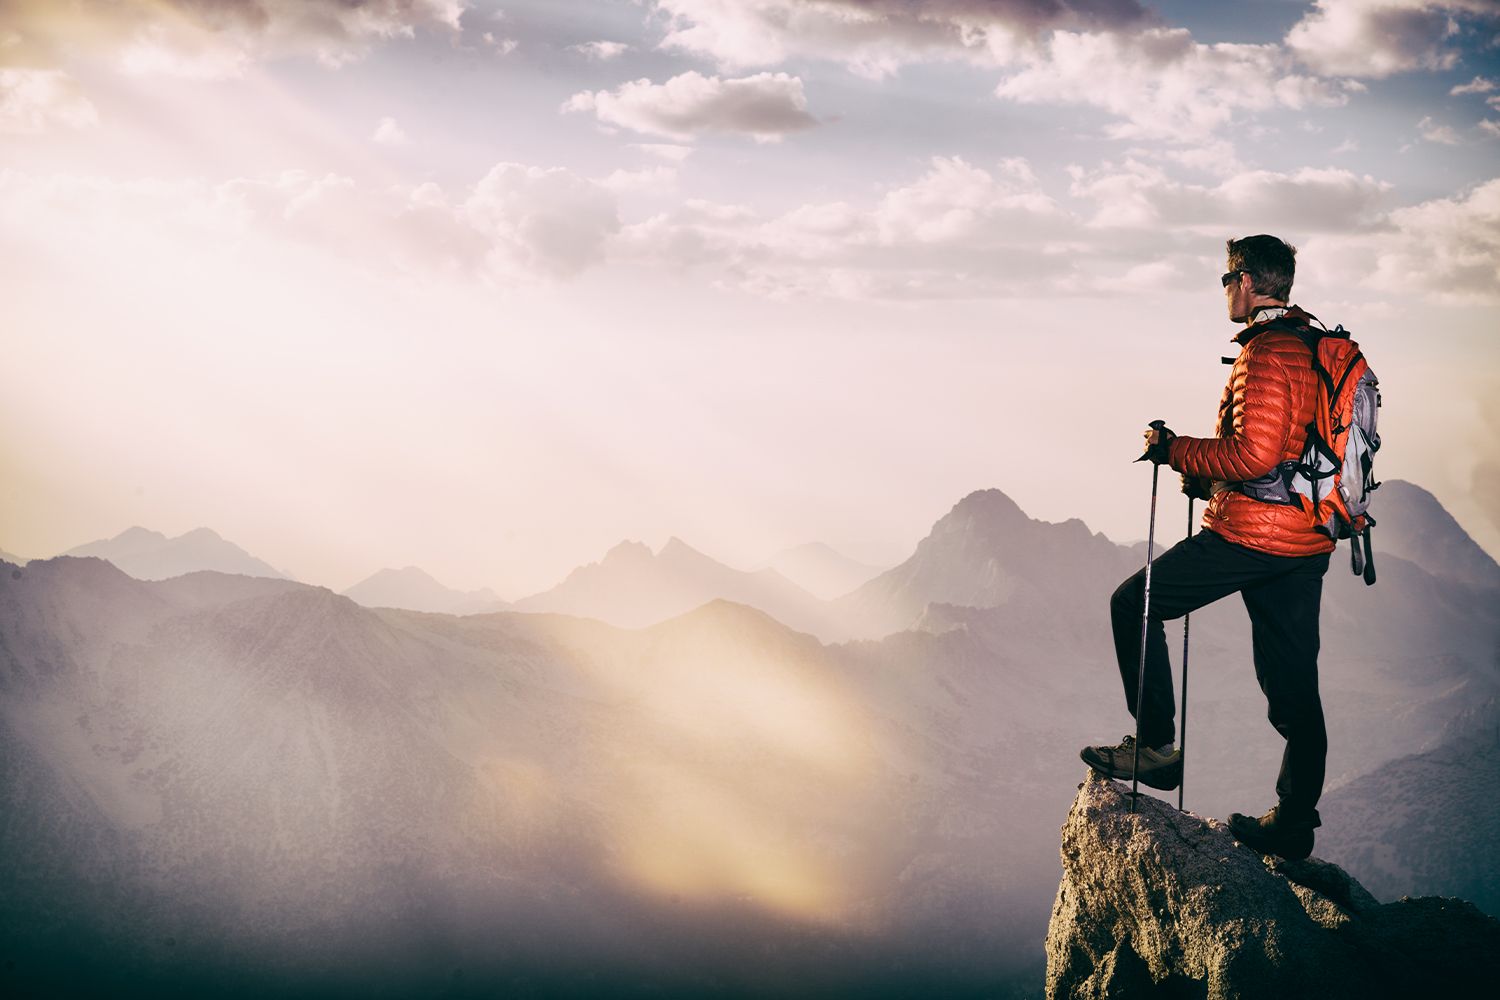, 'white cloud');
4,0,465,78
600,166,679,194
482,32,519,55
571,40,629,60
1285,0,1497,79
651,0,1151,76
617,155,1079,298
1479,120,1500,138
1451,75,1497,95
0,159,621,286
1351,177,1500,301
372,116,408,145
994,29,1362,142
459,163,621,280
564,71,818,142
631,143,695,161
1067,161,1393,232
0,69,99,133
1418,115,1462,144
